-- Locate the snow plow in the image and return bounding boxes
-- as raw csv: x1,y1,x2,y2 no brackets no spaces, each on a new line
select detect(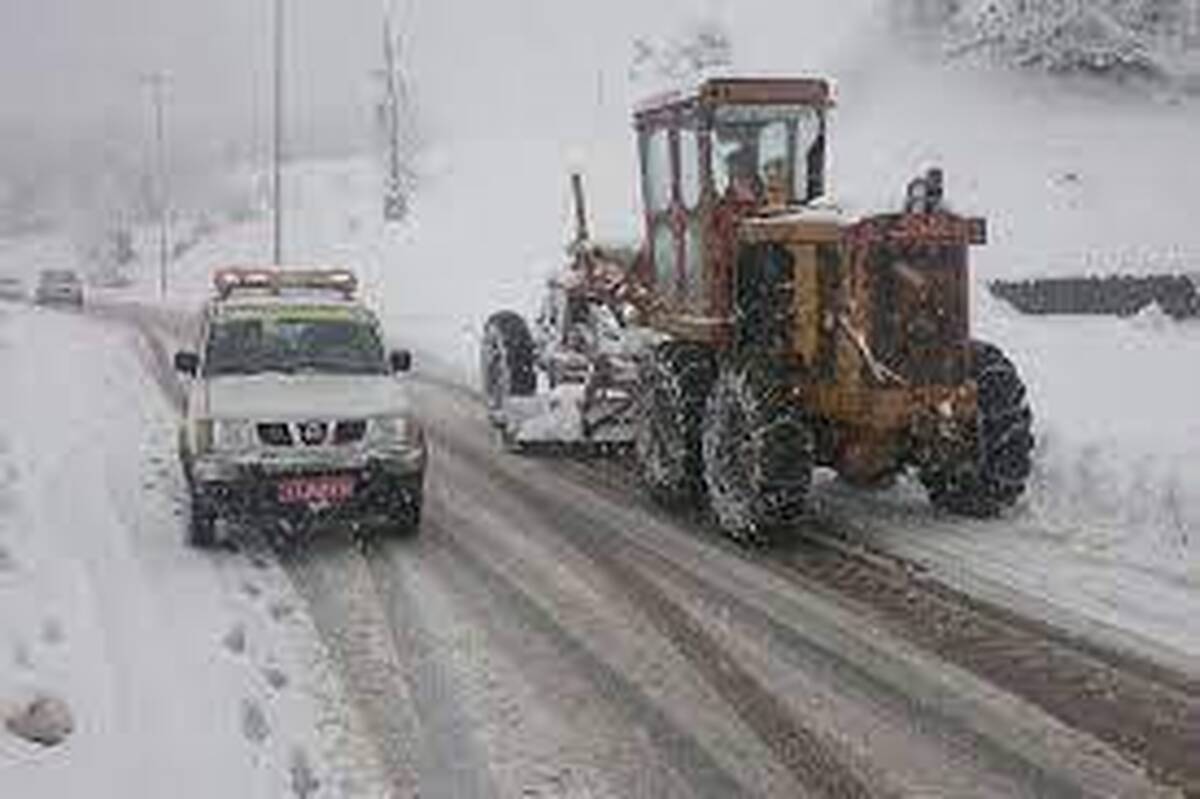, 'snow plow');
482,77,1035,541
481,174,662,450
